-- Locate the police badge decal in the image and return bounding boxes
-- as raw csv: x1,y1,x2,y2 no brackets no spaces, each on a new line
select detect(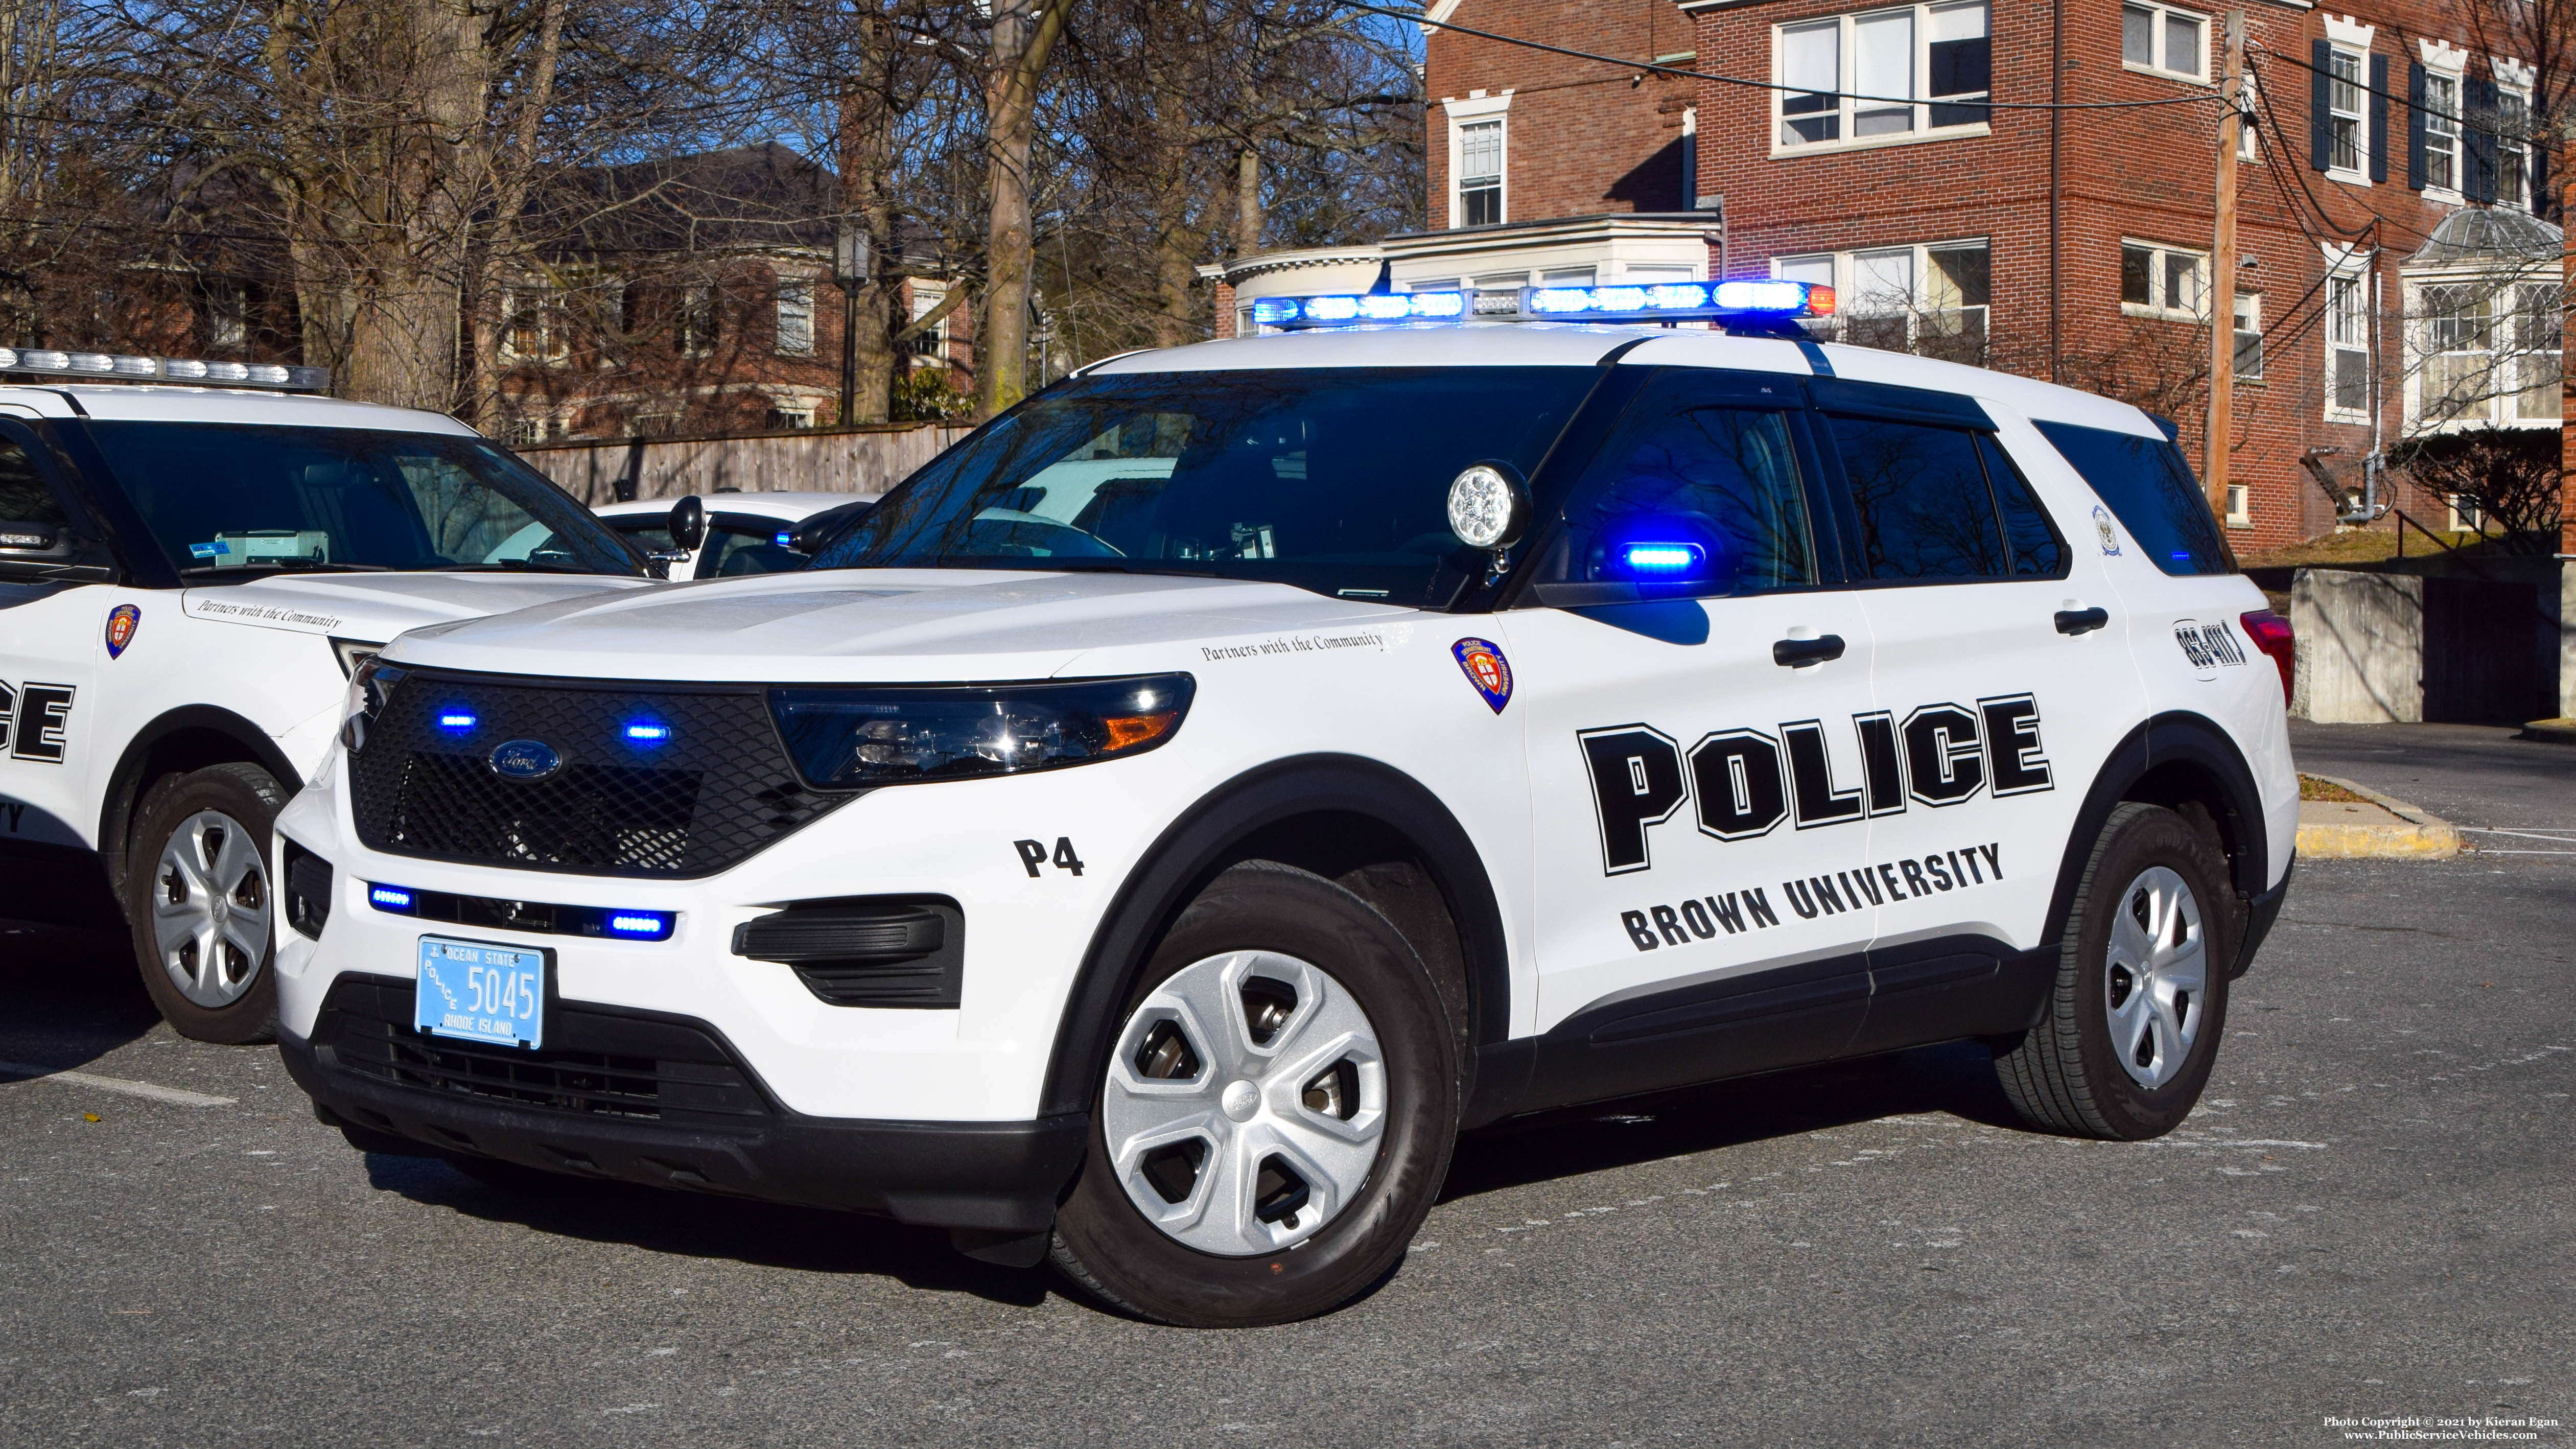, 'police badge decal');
1451,637,1513,714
